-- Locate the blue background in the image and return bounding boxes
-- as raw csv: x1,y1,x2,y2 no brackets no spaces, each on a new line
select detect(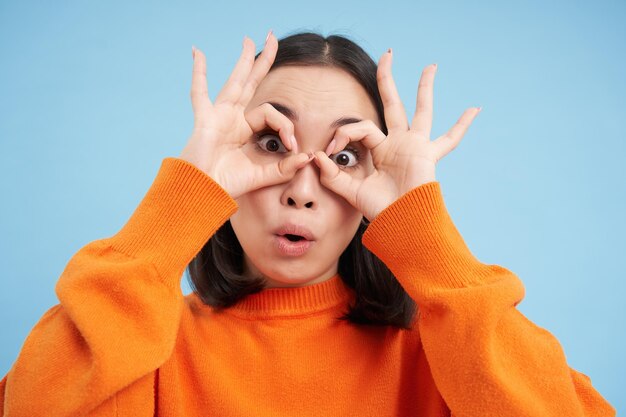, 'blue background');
1,0,624,412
